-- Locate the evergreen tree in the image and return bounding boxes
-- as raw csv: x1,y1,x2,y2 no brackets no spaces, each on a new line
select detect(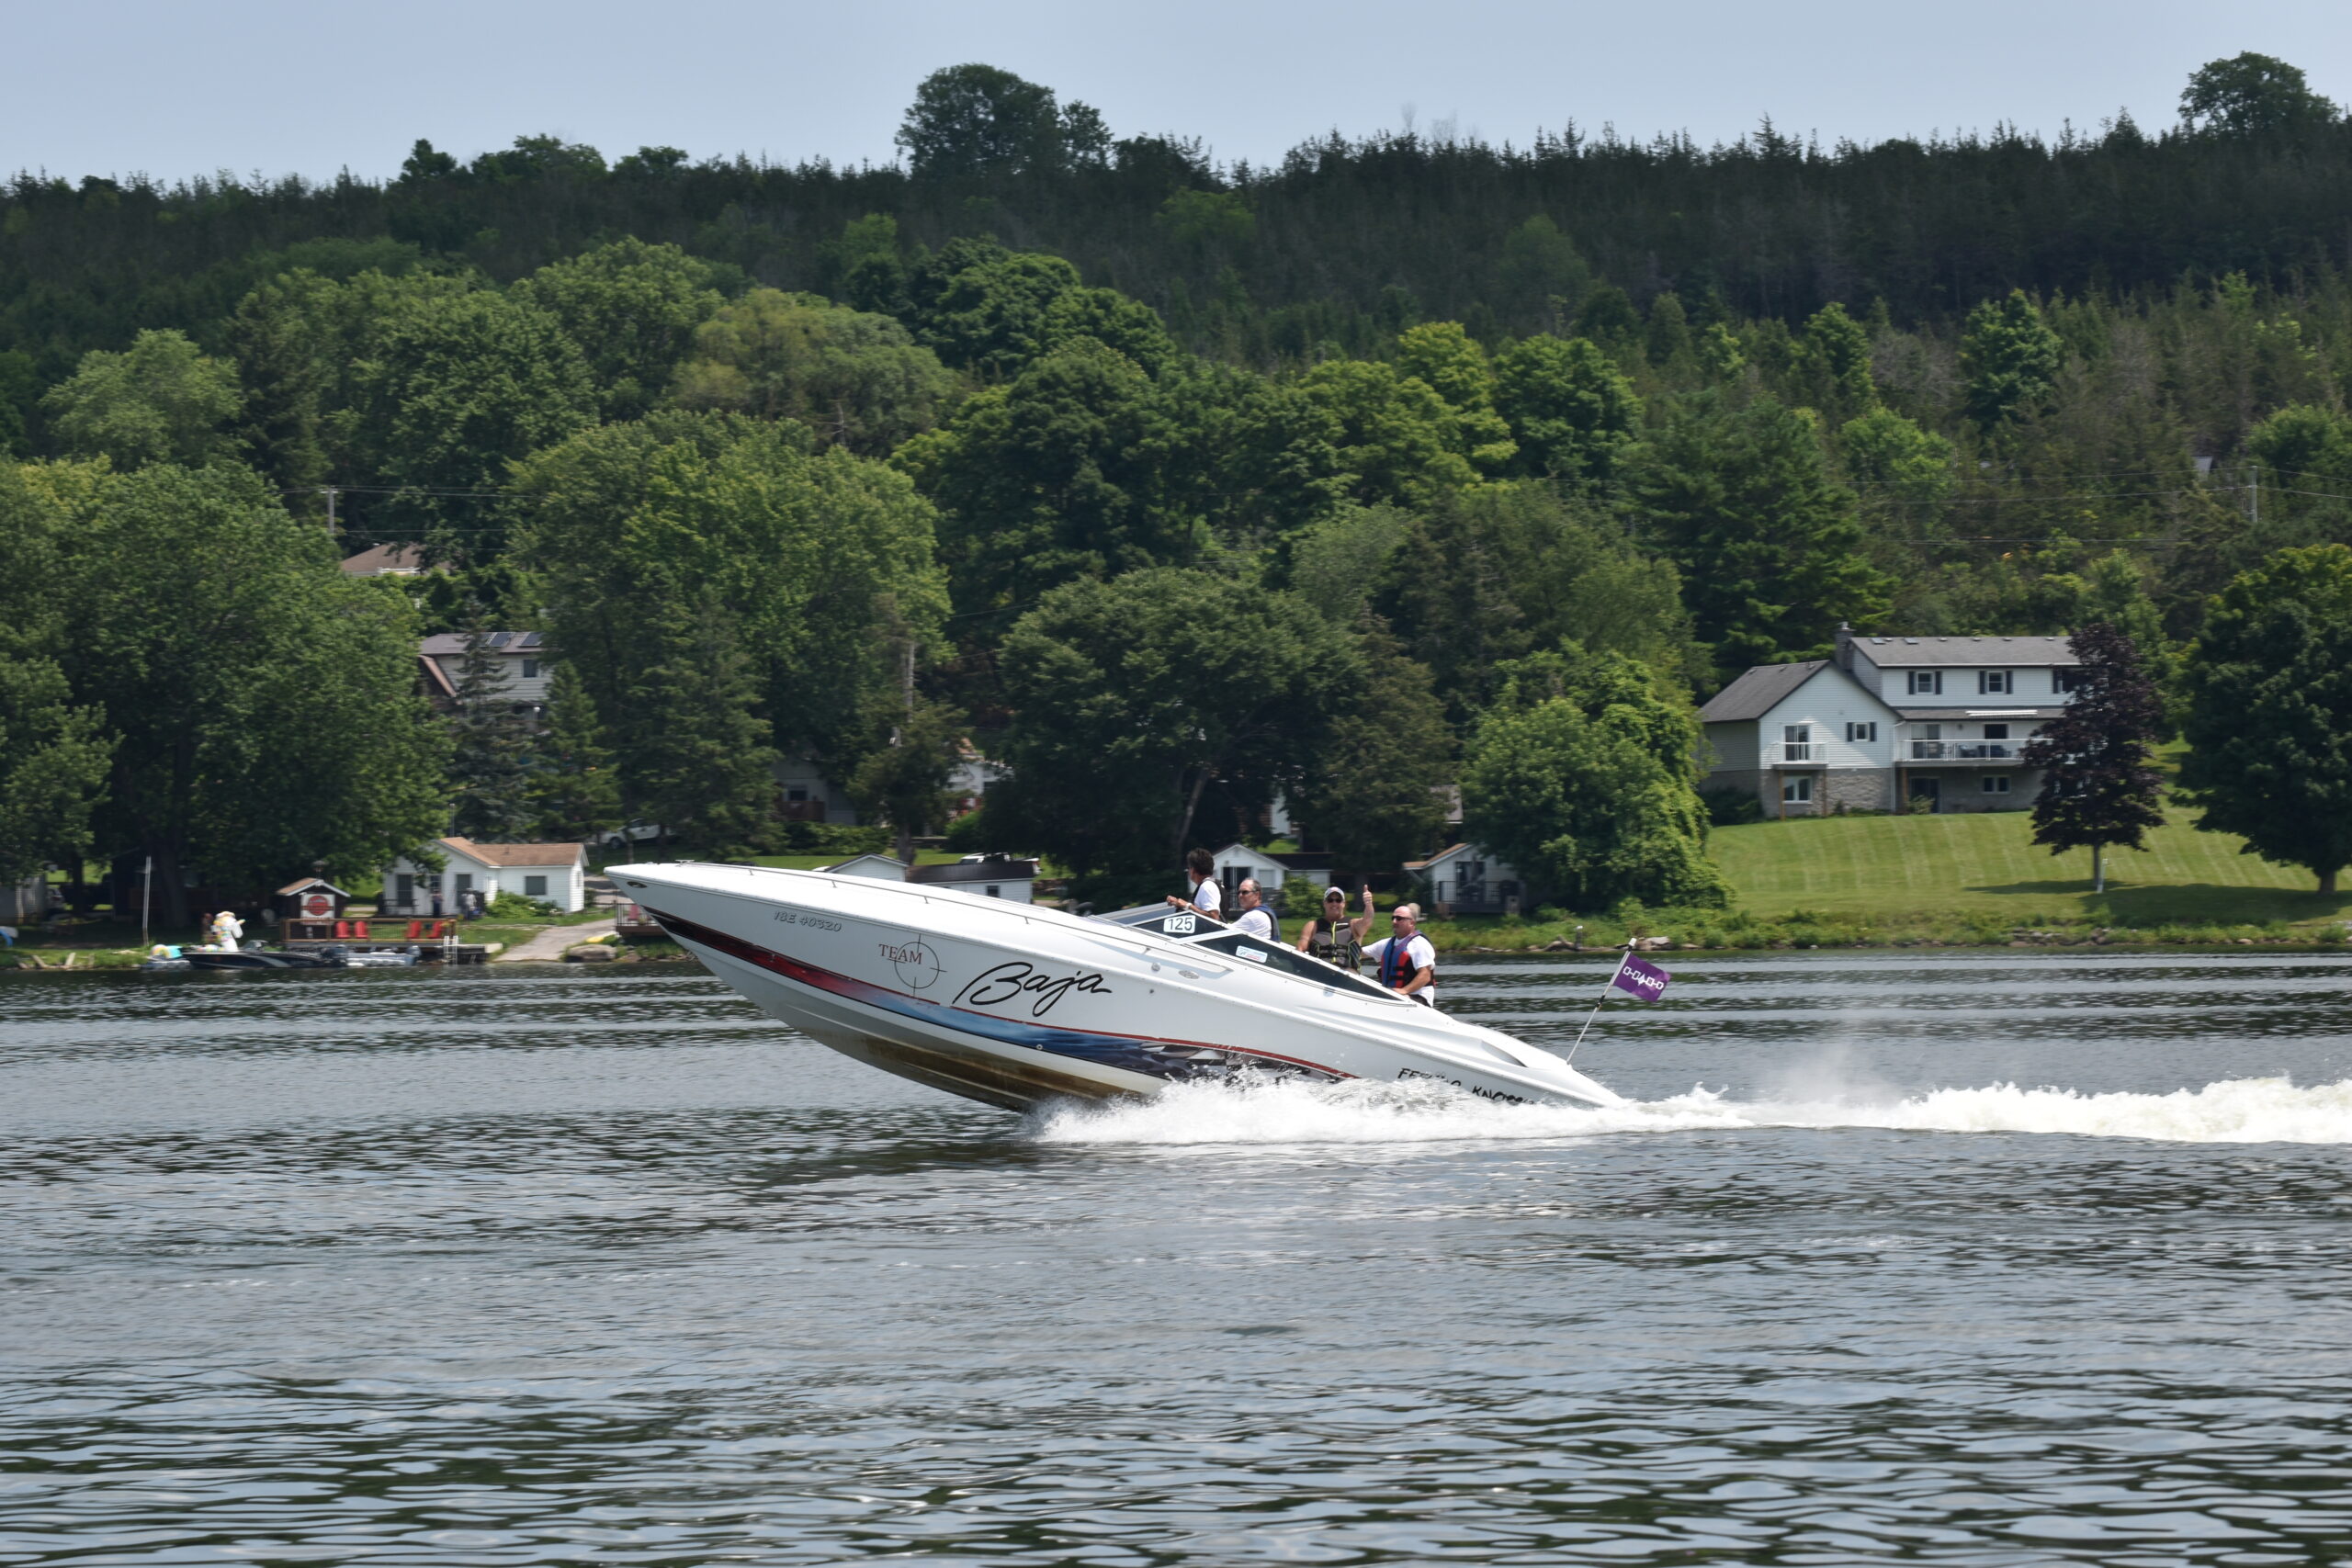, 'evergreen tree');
2018,621,2166,893
616,600,778,857
1961,289,2063,428
1625,390,1891,671
444,603,537,840
527,662,620,844
2178,545,2352,894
